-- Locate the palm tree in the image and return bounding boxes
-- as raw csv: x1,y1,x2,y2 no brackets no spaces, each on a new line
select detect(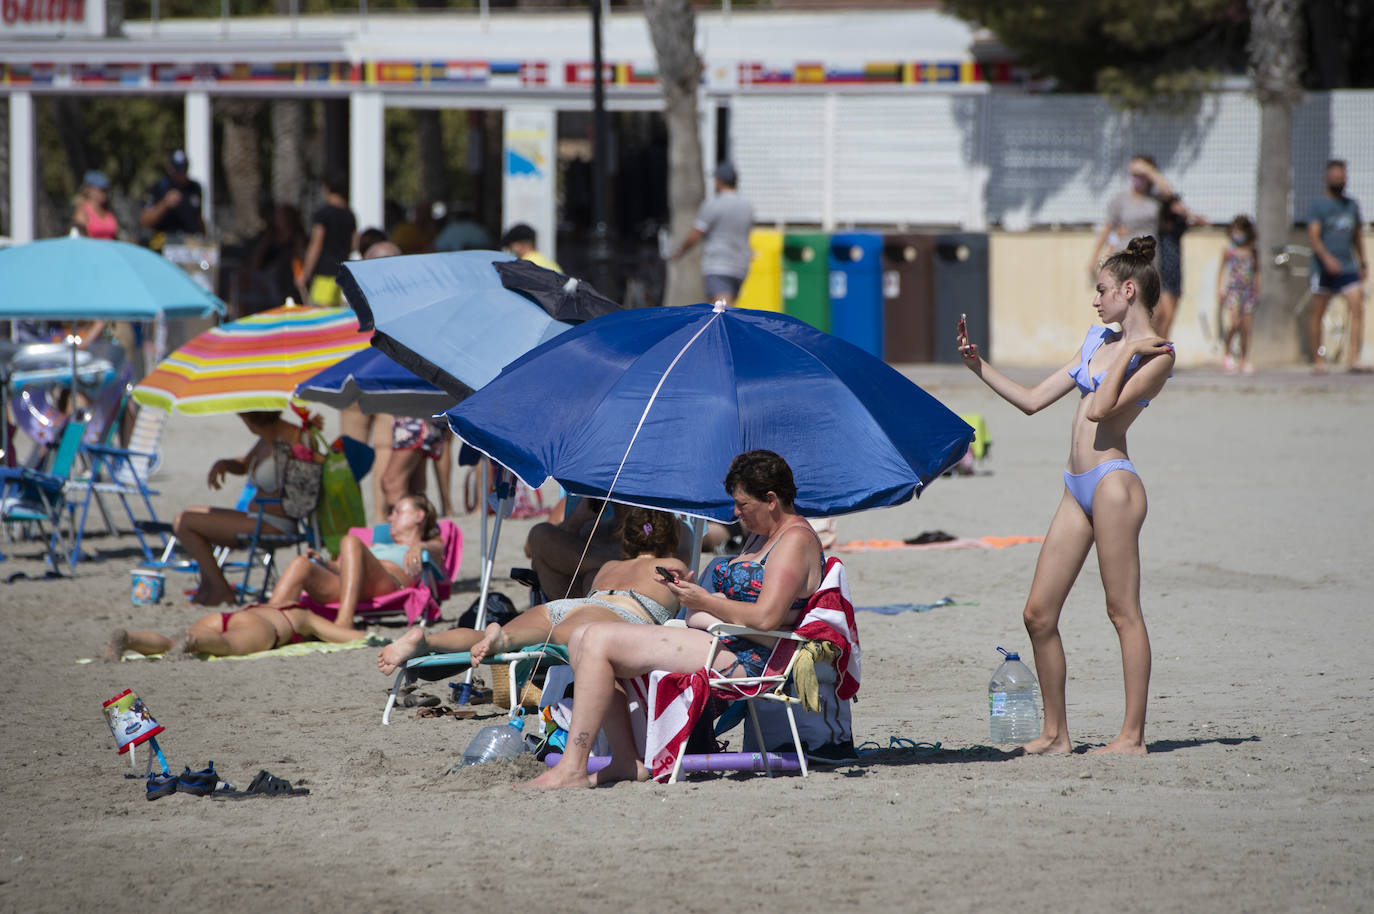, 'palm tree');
219,97,265,243
1248,0,1304,359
